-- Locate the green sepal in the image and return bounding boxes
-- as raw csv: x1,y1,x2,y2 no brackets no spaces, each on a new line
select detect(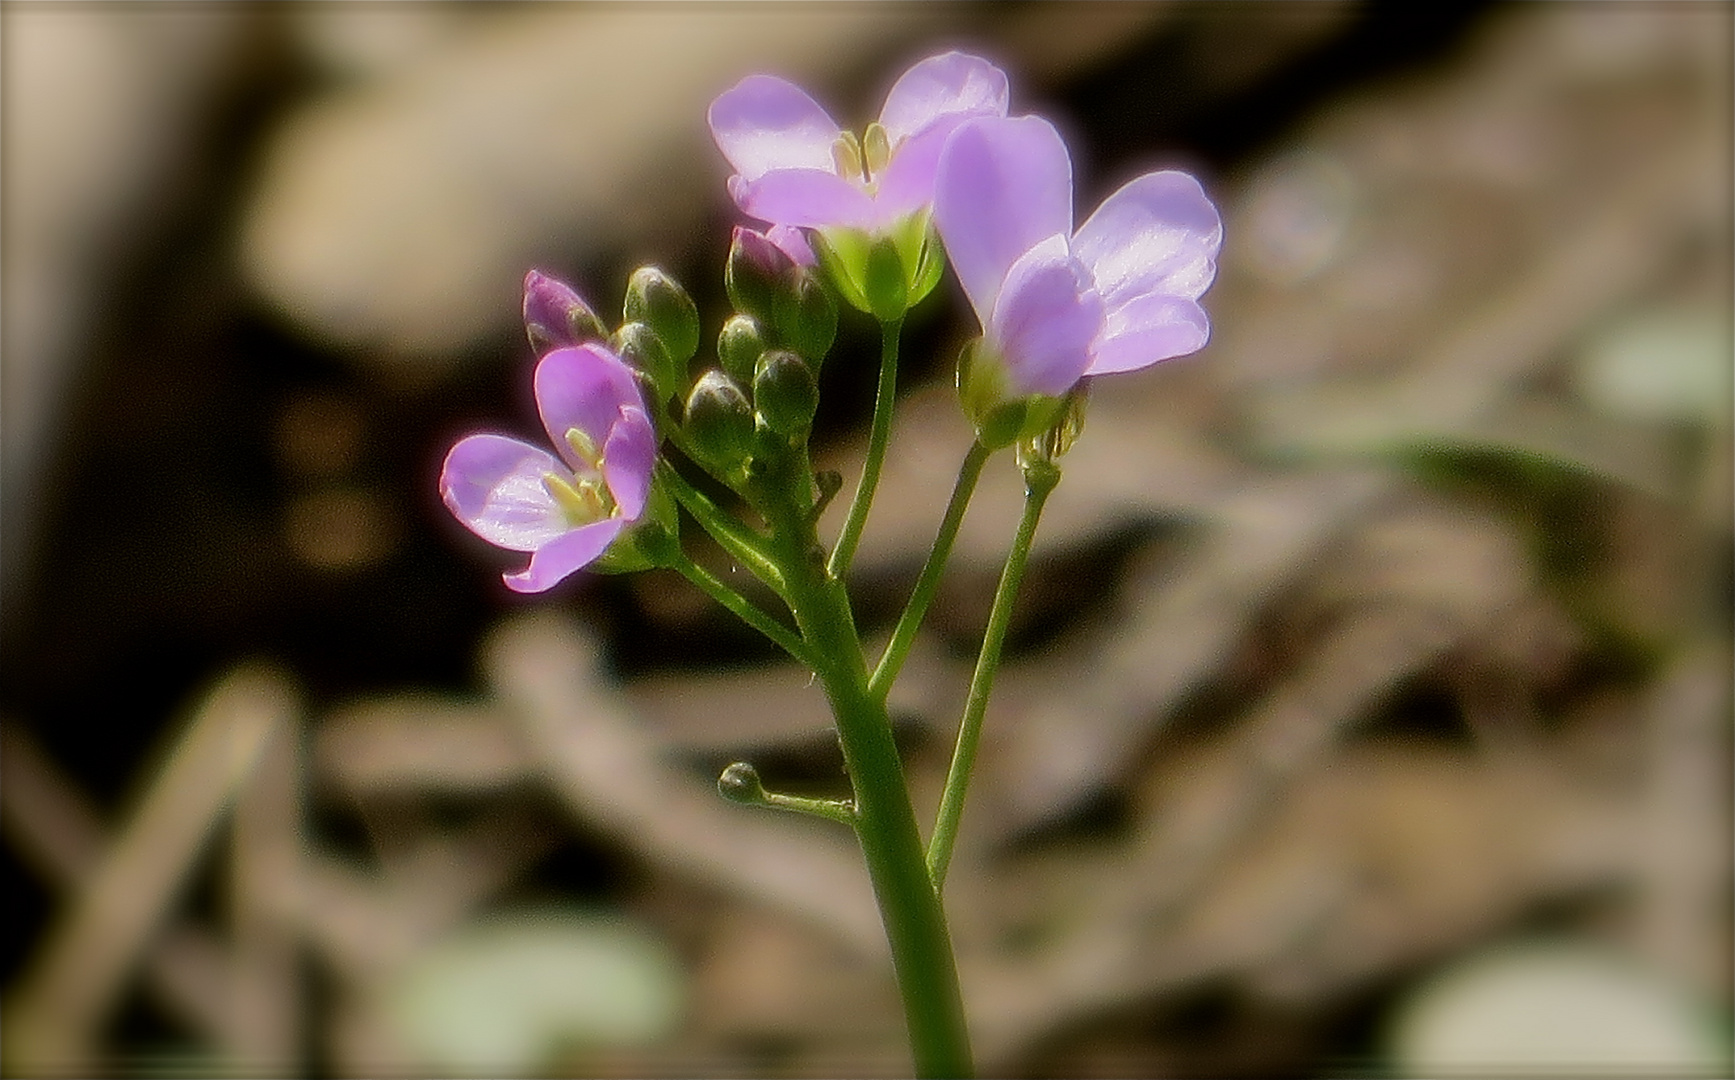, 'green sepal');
623,267,700,369
586,481,680,574
908,227,946,308
957,338,1066,450
811,228,873,315
863,235,909,323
